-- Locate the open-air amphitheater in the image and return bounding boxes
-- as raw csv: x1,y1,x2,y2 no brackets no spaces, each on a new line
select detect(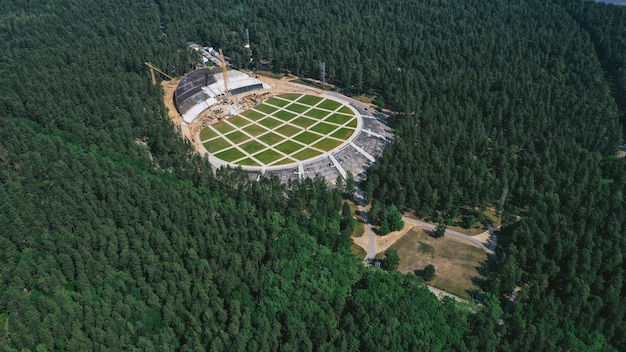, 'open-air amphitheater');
171,67,392,184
